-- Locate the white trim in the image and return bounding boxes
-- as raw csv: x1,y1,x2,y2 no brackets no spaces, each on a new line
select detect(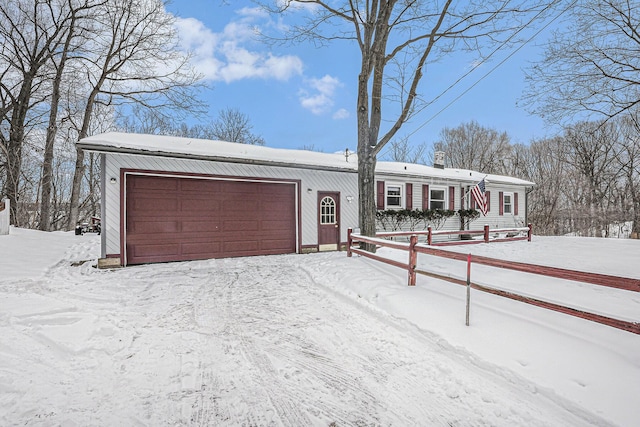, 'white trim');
503,192,514,215
429,186,448,210
385,182,404,209
320,196,337,225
